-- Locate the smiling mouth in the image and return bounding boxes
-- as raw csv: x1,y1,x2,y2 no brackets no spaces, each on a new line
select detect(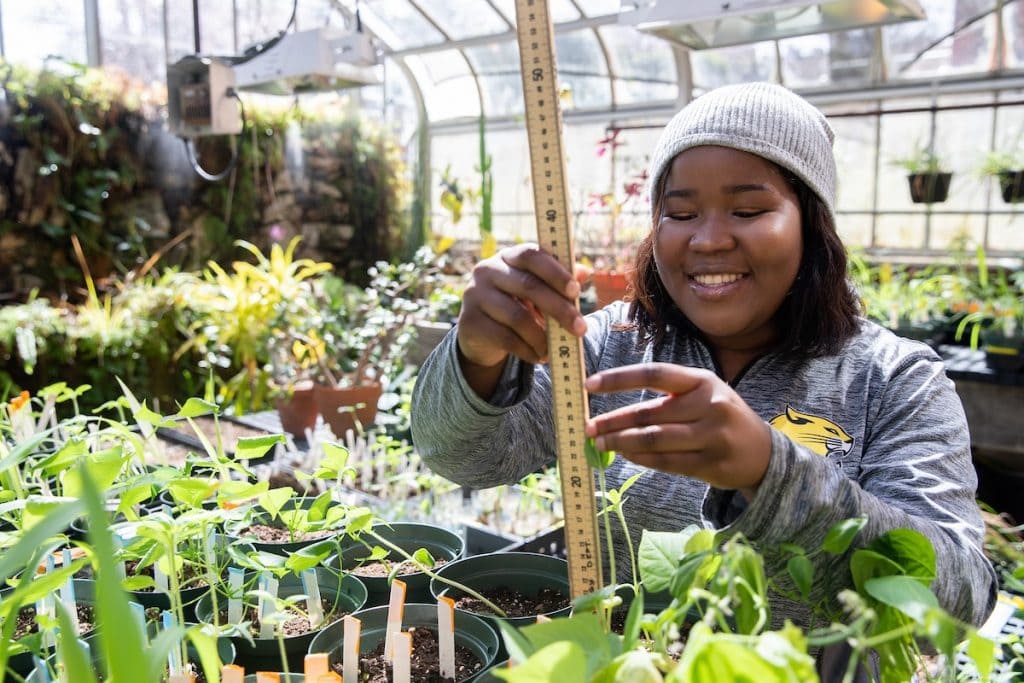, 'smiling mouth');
690,273,746,286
